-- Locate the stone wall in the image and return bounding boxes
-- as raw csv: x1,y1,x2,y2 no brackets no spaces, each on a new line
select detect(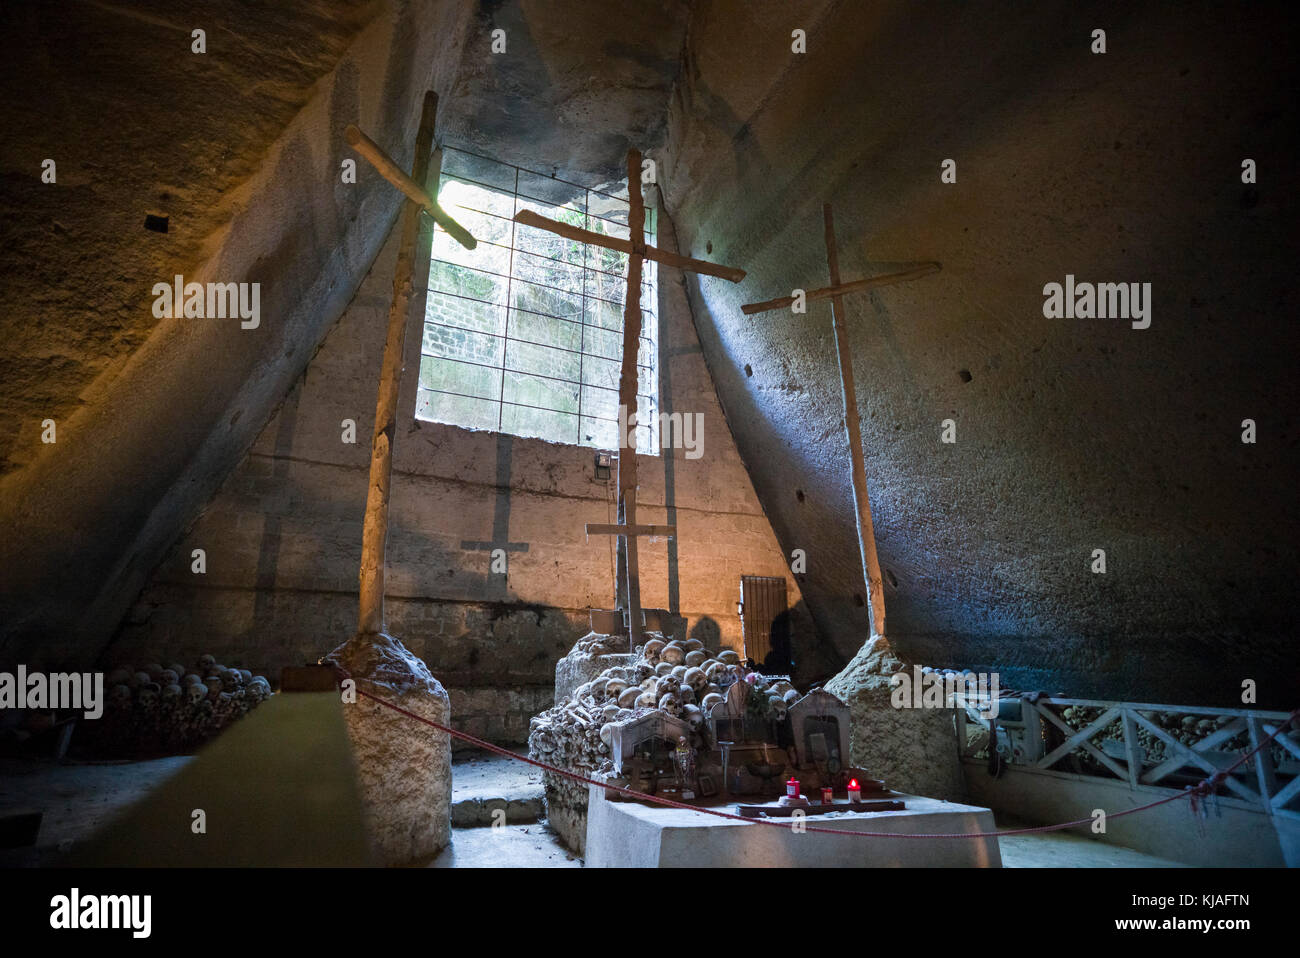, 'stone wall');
105,204,820,749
